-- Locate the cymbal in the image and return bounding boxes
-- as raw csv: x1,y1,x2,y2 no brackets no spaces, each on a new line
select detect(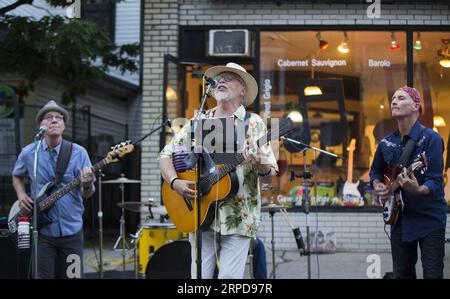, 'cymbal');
261,204,287,212
117,201,157,212
103,177,141,184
